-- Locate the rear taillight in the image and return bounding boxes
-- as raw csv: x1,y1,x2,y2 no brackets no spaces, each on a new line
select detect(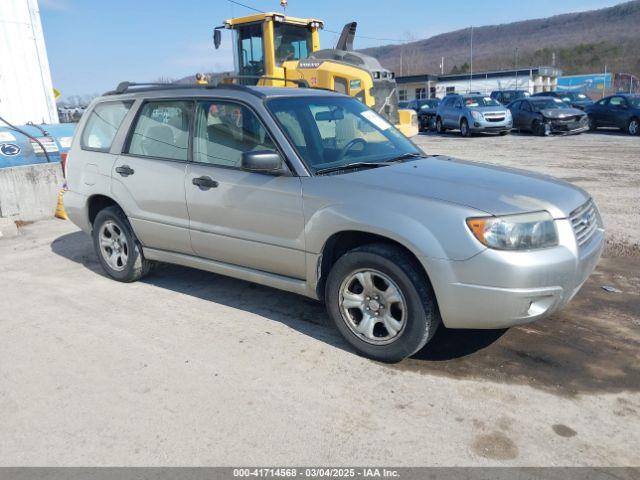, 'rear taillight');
60,152,68,178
